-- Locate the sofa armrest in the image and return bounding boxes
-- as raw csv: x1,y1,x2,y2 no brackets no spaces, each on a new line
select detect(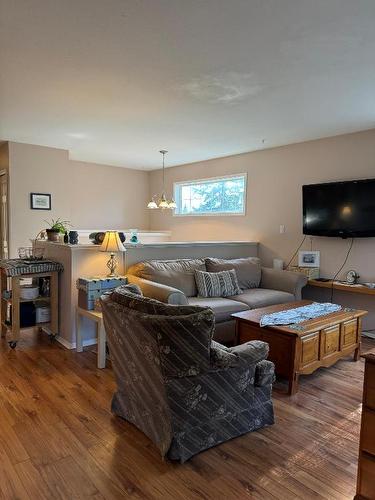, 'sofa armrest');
127,275,189,305
260,267,308,300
